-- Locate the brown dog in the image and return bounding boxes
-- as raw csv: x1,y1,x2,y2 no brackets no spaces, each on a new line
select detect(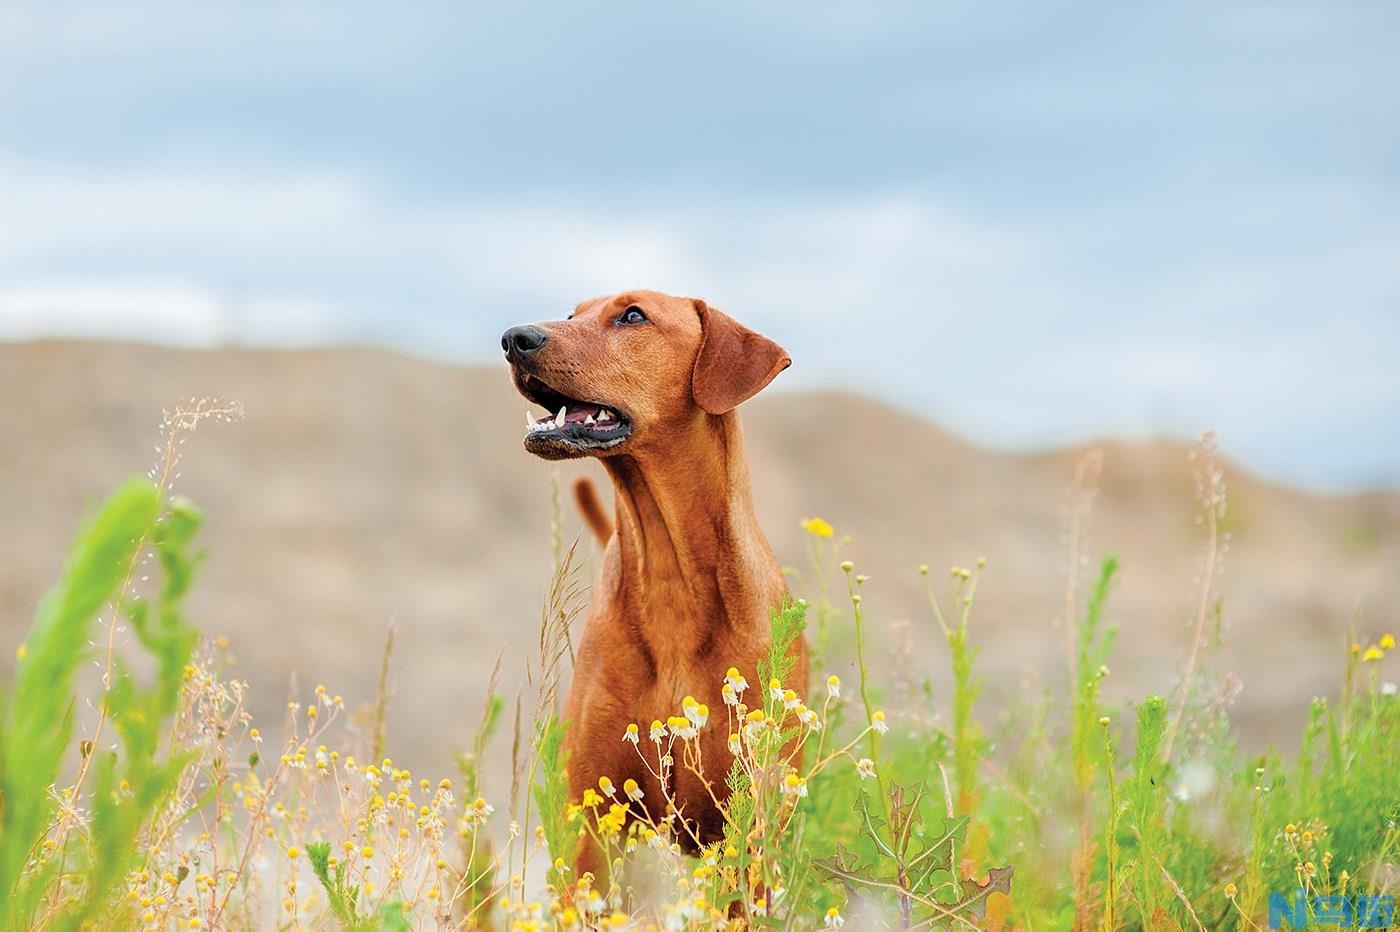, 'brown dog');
501,290,804,876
